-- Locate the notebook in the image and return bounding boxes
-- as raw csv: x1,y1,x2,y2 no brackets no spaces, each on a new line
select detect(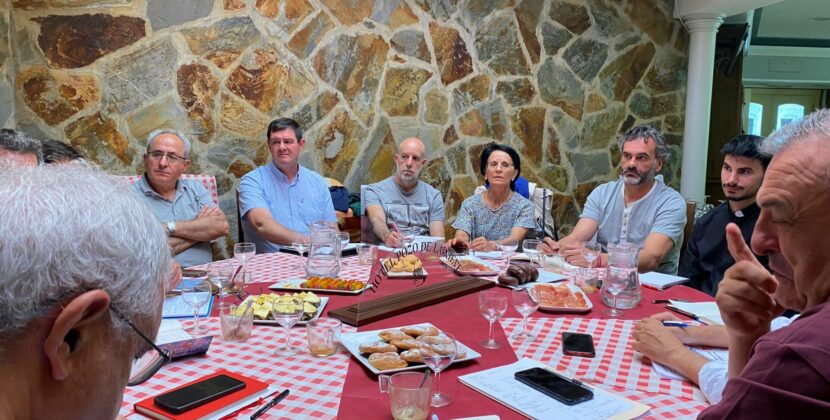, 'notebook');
639,271,689,290
458,358,650,420
134,369,271,420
